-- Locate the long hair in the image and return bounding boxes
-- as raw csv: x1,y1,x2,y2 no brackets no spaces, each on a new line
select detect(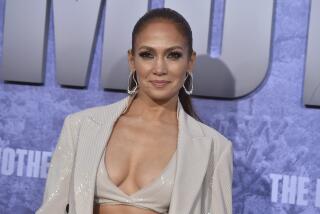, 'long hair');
130,8,201,121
